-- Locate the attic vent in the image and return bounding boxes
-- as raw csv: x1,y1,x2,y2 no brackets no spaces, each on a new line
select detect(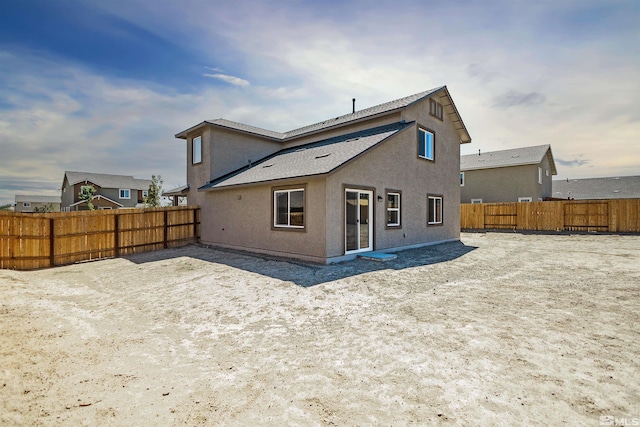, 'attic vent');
511,155,520,158
262,164,274,168
315,153,332,159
